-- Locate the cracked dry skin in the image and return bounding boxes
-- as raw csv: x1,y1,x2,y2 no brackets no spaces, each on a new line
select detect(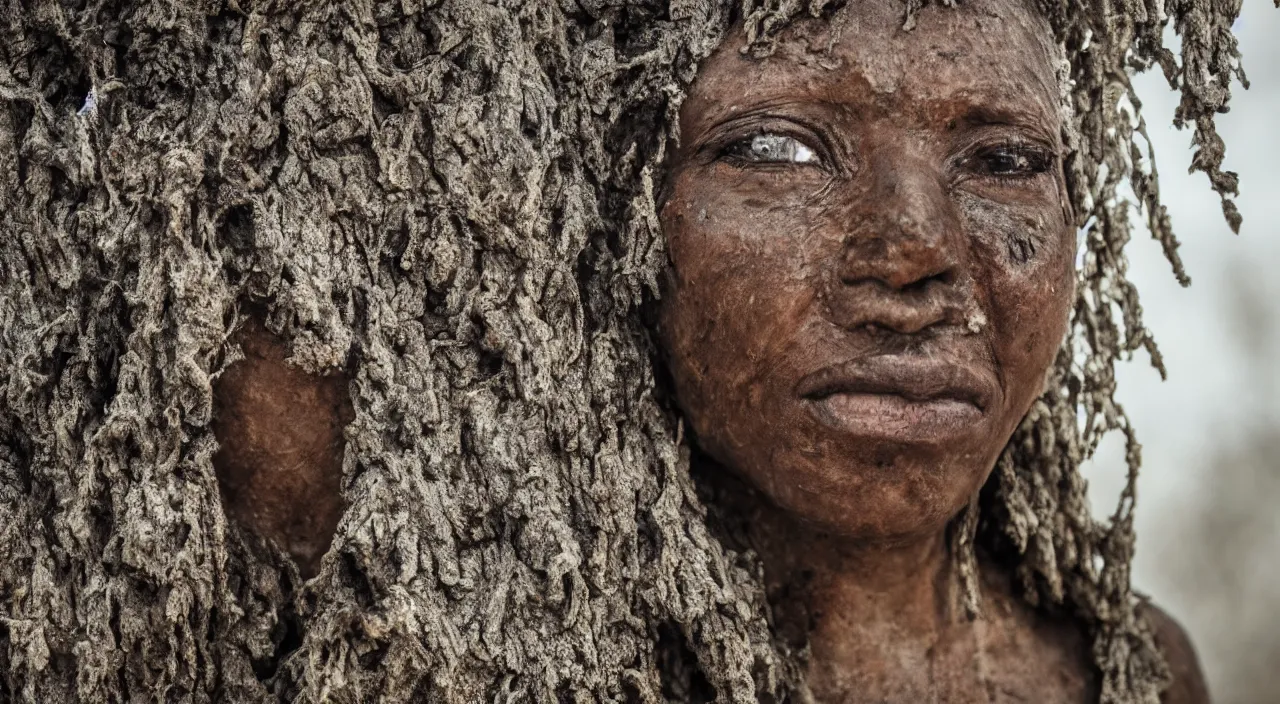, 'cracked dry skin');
654,0,1210,701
